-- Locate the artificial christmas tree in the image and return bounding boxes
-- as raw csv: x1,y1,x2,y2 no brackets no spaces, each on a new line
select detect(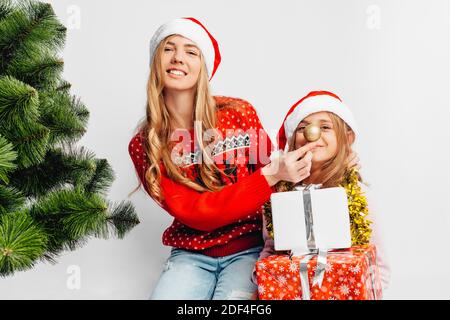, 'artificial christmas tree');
0,0,140,276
